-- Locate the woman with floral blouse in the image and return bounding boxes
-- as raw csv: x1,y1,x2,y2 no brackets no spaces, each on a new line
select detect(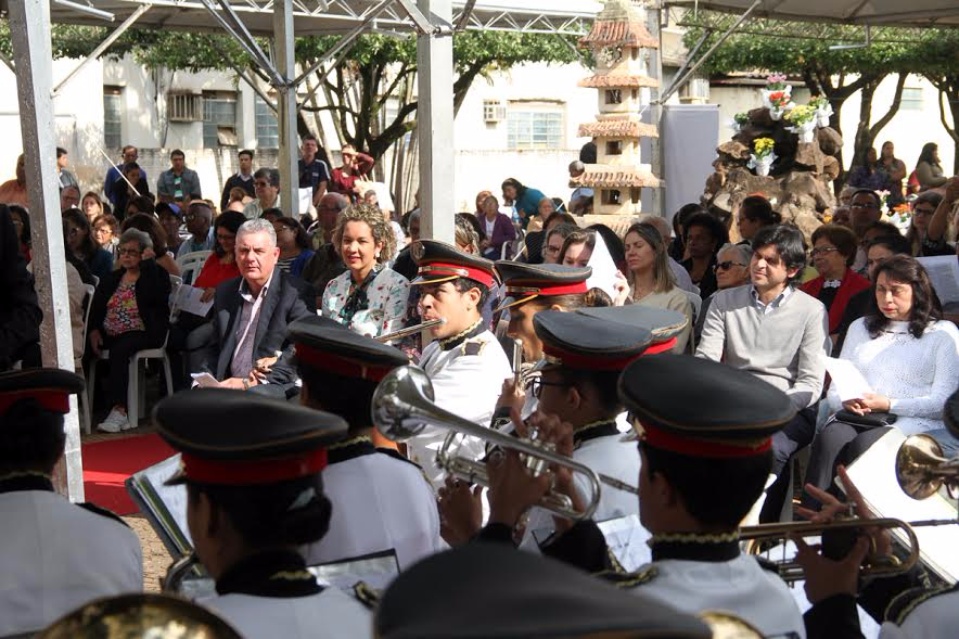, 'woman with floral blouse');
322,203,410,339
